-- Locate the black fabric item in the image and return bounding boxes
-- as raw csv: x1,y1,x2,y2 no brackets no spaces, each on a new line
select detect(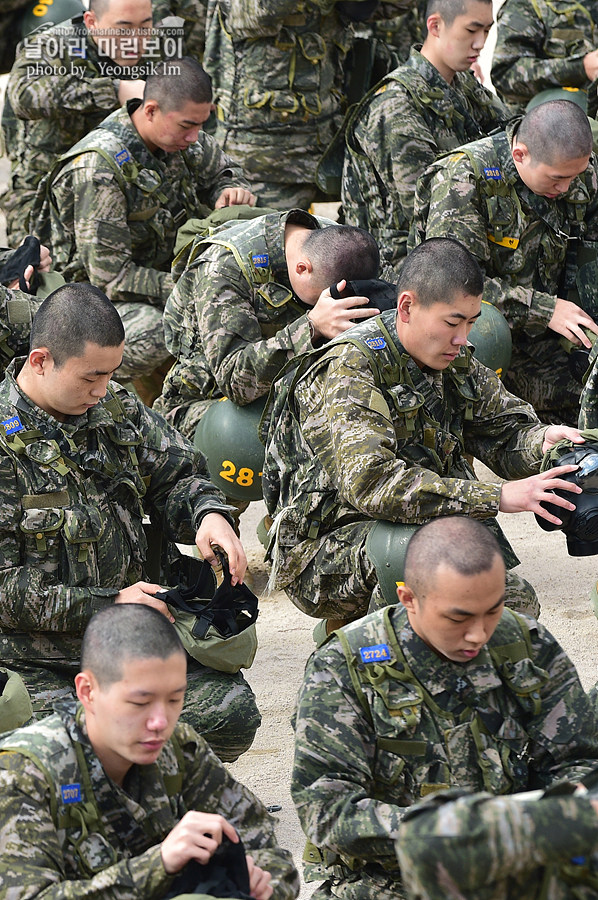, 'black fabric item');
329,278,397,312
0,669,8,693
164,834,252,899
0,236,40,293
337,0,379,21
158,556,258,639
